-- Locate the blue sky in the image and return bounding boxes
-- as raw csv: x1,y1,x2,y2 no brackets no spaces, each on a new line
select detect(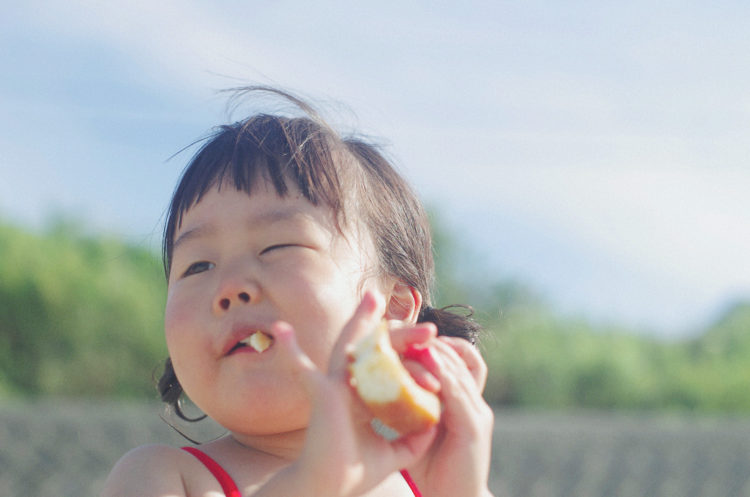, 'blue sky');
2,1,749,337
